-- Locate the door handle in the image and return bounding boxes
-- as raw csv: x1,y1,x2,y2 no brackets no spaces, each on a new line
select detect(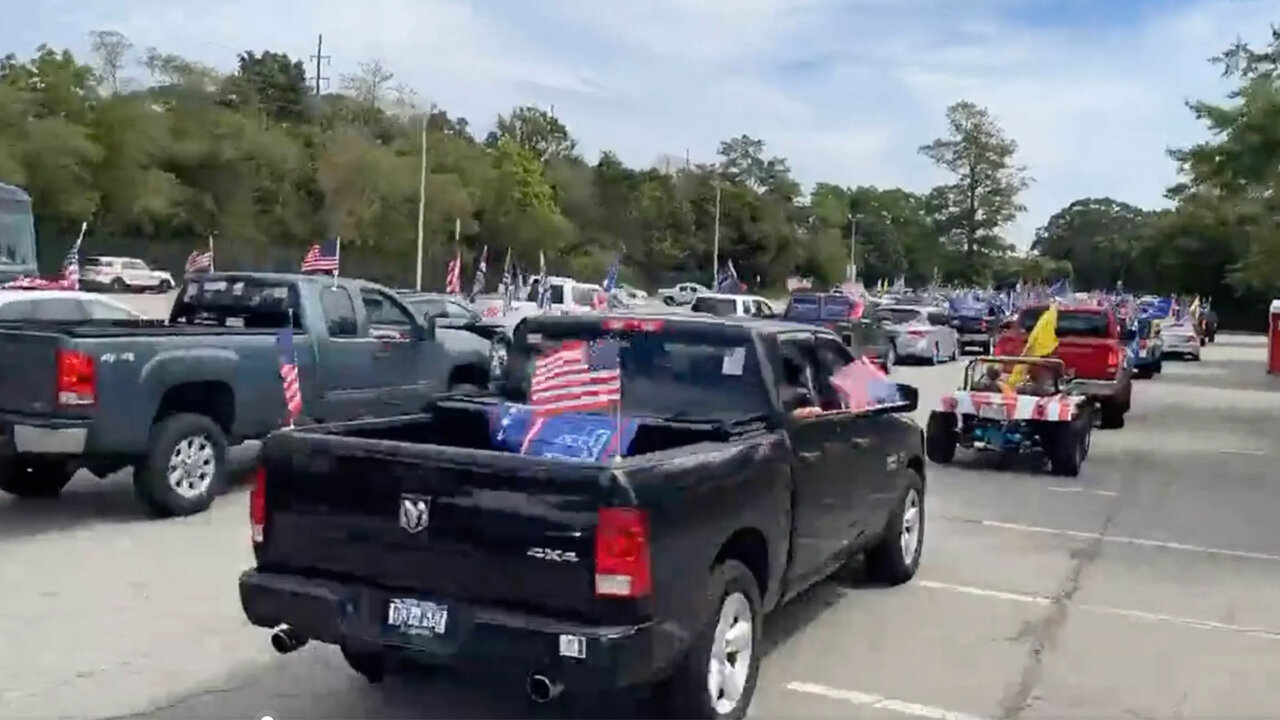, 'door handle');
850,437,871,448
797,450,821,462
